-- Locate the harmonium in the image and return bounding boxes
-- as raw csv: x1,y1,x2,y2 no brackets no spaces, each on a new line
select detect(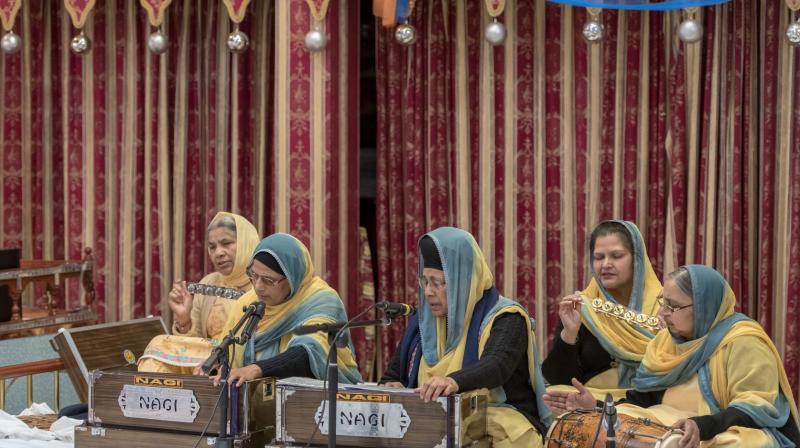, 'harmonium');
50,316,168,401
273,377,491,447
75,370,276,448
